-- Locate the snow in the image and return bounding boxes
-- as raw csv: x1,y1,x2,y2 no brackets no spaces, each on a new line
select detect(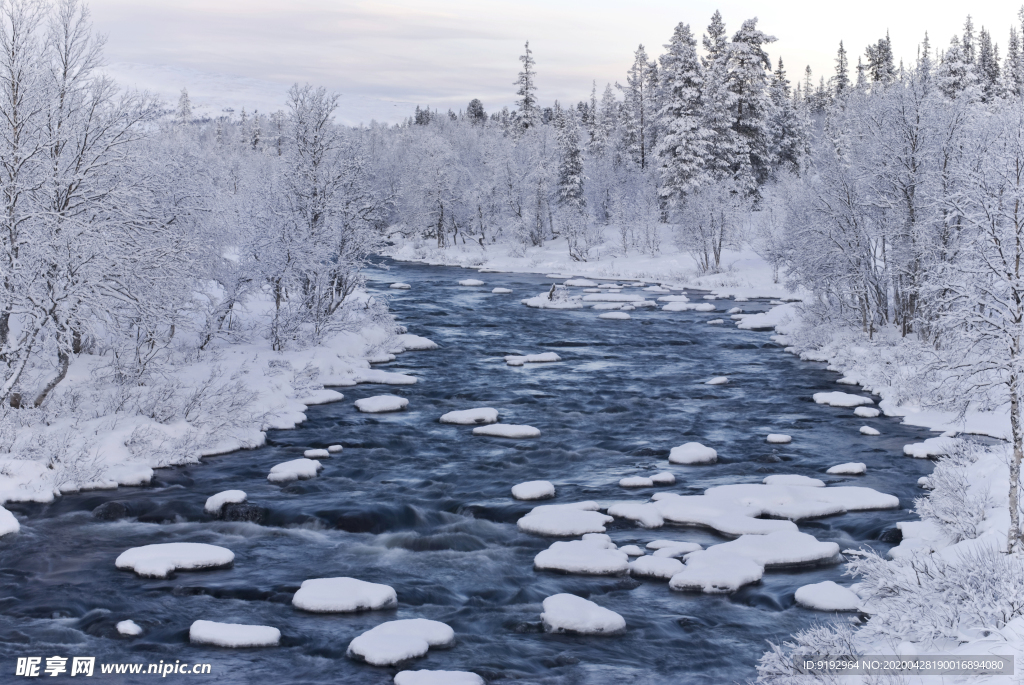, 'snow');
204,489,246,514
389,283,411,289
669,531,841,593
903,436,956,458
472,424,540,438
619,476,654,488
440,407,498,425
116,620,142,636
836,376,858,385
582,293,644,302
705,376,729,385
766,433,792,444
598,312,631,320
328,444,343,453
794,581,861,611
0,506,18,536
518,501,612,536
541,594,626,635
504,352,561,366
291,577,398,613
304,448,330,458
592,302,624,310
189,620,280,648
727,307,743,314
565,279,597,286
668,442,717,464
650,471,676,485
606,501,664,528
268,458,322,483
649,541,703,557
735,303,797,330
534,539,630,575
663,302,715,312
657,295,690,302
458,279,484,286
813,392,875,407
860,426,880,436
393,334,439,351
763,474,825,488
620,544,644,556
854,406,881,418
347,619,455,666
630,555,685,579
511,480,555,500
706,319,724,325
521,293,584,309
826,462,866,475
352,369,418,385
355,394,409,413
116,543,234,578
394,671,484,685
491,287,512,294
